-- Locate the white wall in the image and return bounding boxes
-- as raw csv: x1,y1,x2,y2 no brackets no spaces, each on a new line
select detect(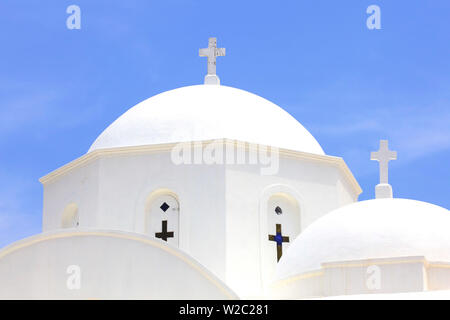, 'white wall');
42,160,100,231
426,262,450,291
322,257,426,296
0,230,237,299
41,143,359,299
270,256,447,299
43,150,227,280
224,152,357,298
